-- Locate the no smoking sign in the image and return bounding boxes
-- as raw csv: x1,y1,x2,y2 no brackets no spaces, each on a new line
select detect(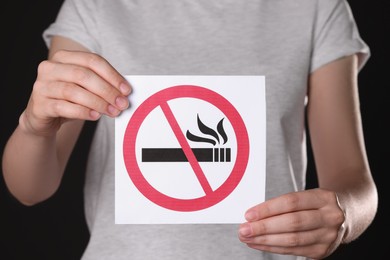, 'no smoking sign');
115,76,266,224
